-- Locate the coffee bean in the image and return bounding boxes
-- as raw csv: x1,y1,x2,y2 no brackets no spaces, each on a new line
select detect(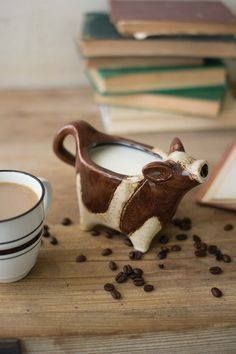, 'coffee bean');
180,223,191,231
115,272,128,283
193,235,201,243
123,264,133,275
101,248,112,256
76,254,86,262
132,268,143,277
161,246,170,253
215,250,223,261
105,231,113,239
183,217,191,224
104,283,115,292
211,287,223,298
61,217,72,226
129,272,138,279
144,284,154,292
133,277,145,286
176,233,188,241
123,238,133,247
90,229,100,236
209,266,223,275
195,249,207,257
49,236,58,245
208,245,218,255
171,244,181,252
159,264,164,269
198,242,208,252
224,224,233,231
109,261,118,271
172,218,182,227
42,226,50,238
44,224,49,231
158,250,167,260
159,234,169,244
129,250,143,260
222,254,231,263
111,289,122,300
